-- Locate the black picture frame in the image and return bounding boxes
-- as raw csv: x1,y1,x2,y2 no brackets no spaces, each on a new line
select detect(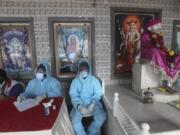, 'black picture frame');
0,17,36,79
48,17,95,80
111,7,162,79
172,20,180,54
